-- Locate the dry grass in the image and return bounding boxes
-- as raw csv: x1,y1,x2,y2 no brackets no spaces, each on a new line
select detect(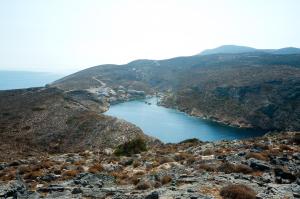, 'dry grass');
198,163,217,172
217,162,253,174
133,160,141,168
157,156,174,164
279,144,292,151
136,181,151,190
245,152,269,161
131,176,140,185
220,184,256,199
160,175,172,185
62,170,79,178
88,163,104,173
23,170,43,180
